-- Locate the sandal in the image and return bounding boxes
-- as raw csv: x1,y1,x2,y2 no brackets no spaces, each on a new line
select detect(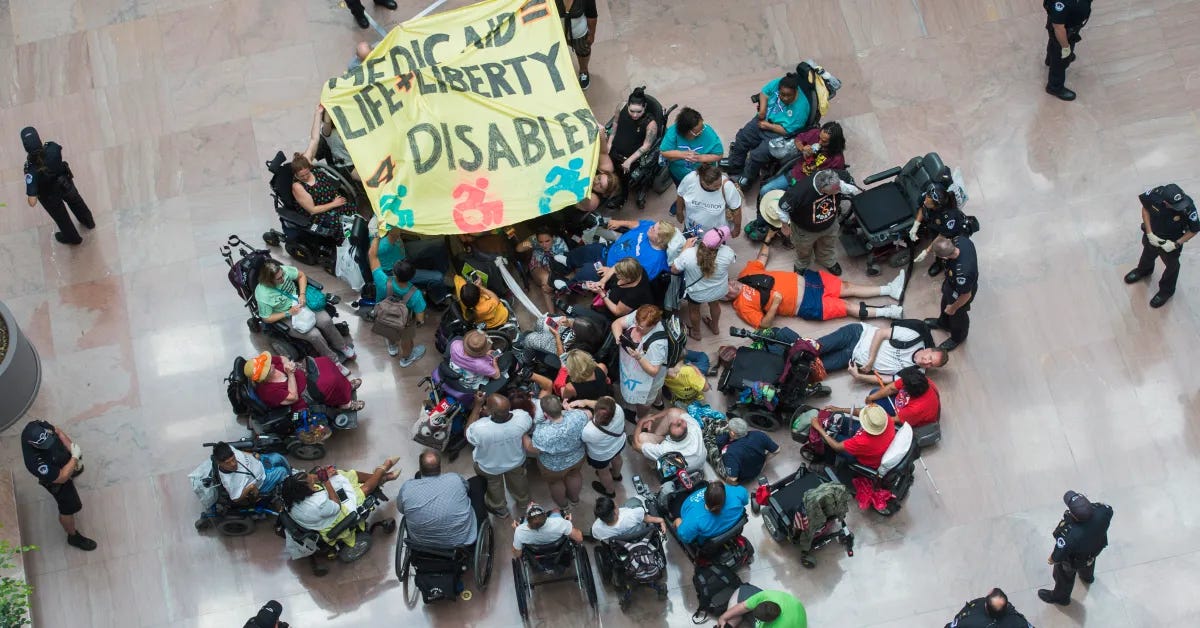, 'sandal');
687,327,702,341
344,400,365,412
350,378,363,390
703,317,720,335
591,481,616,498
